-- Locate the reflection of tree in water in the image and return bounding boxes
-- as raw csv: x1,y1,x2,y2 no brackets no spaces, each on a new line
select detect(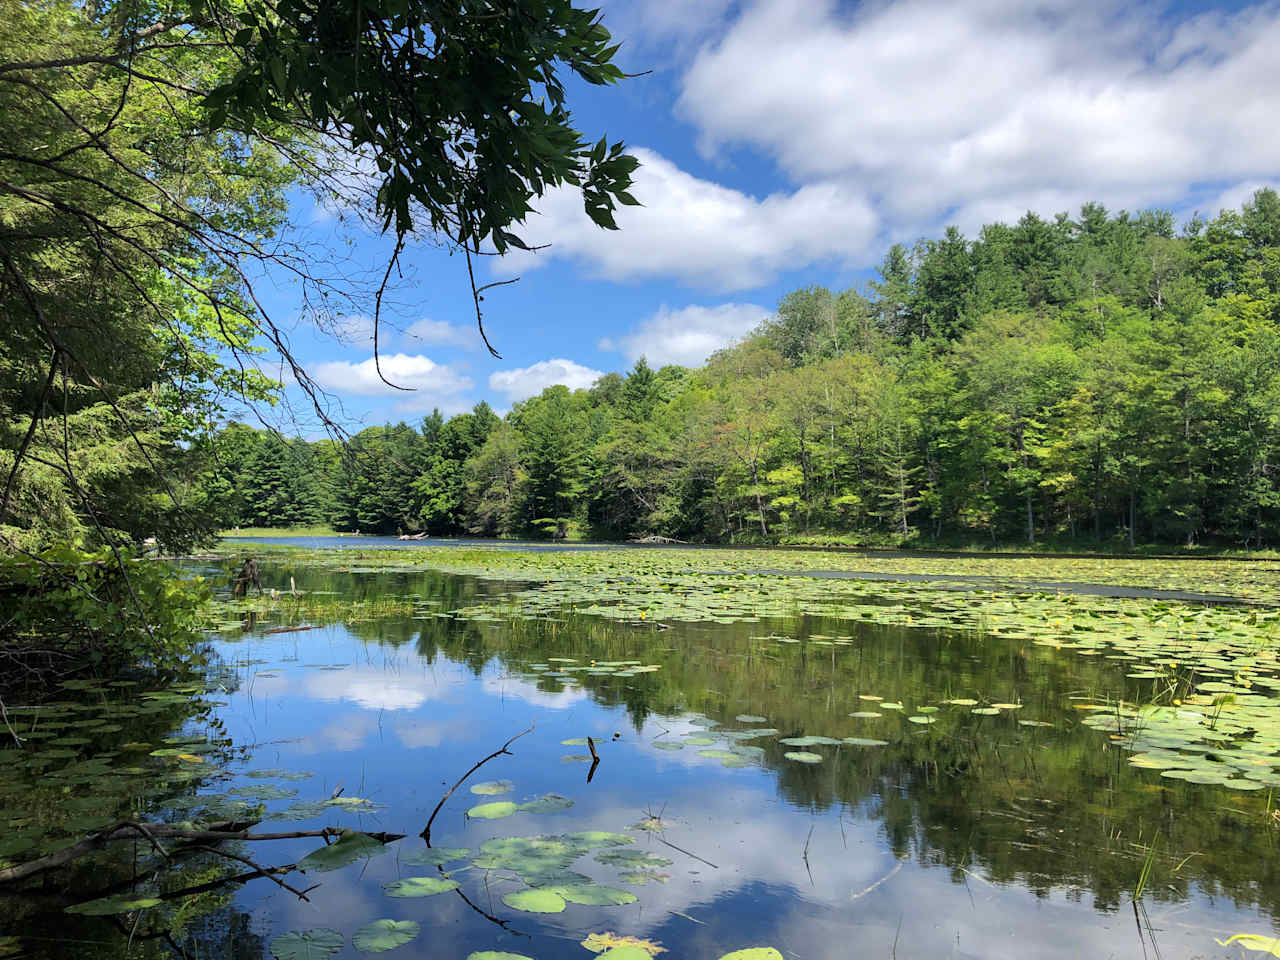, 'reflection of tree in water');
0,663,272,959
353,599,1280,921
